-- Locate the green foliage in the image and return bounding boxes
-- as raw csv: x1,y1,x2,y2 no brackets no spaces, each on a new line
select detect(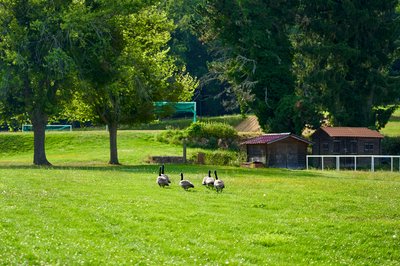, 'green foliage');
0,0,79,164
60,2,197,164
182,122,236,148
129,114,244,130
295,0,400,129
197,0,300,132
382,137,400,155
186,121,237,140
199,150,246,166
155,128,187,145
156,121,239,151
